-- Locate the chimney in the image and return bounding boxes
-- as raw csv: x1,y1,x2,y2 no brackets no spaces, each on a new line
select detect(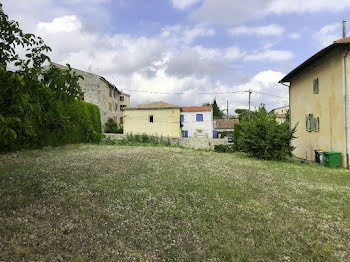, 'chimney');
343,19,347,38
